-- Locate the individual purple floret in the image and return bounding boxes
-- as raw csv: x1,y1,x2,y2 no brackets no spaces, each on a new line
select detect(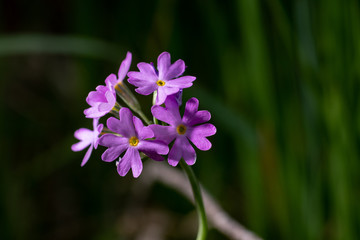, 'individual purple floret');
98,108,169,178
71,118,103,166
127,52,196,105
84,52,132,118
84,75,117,118
150,97,216,166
